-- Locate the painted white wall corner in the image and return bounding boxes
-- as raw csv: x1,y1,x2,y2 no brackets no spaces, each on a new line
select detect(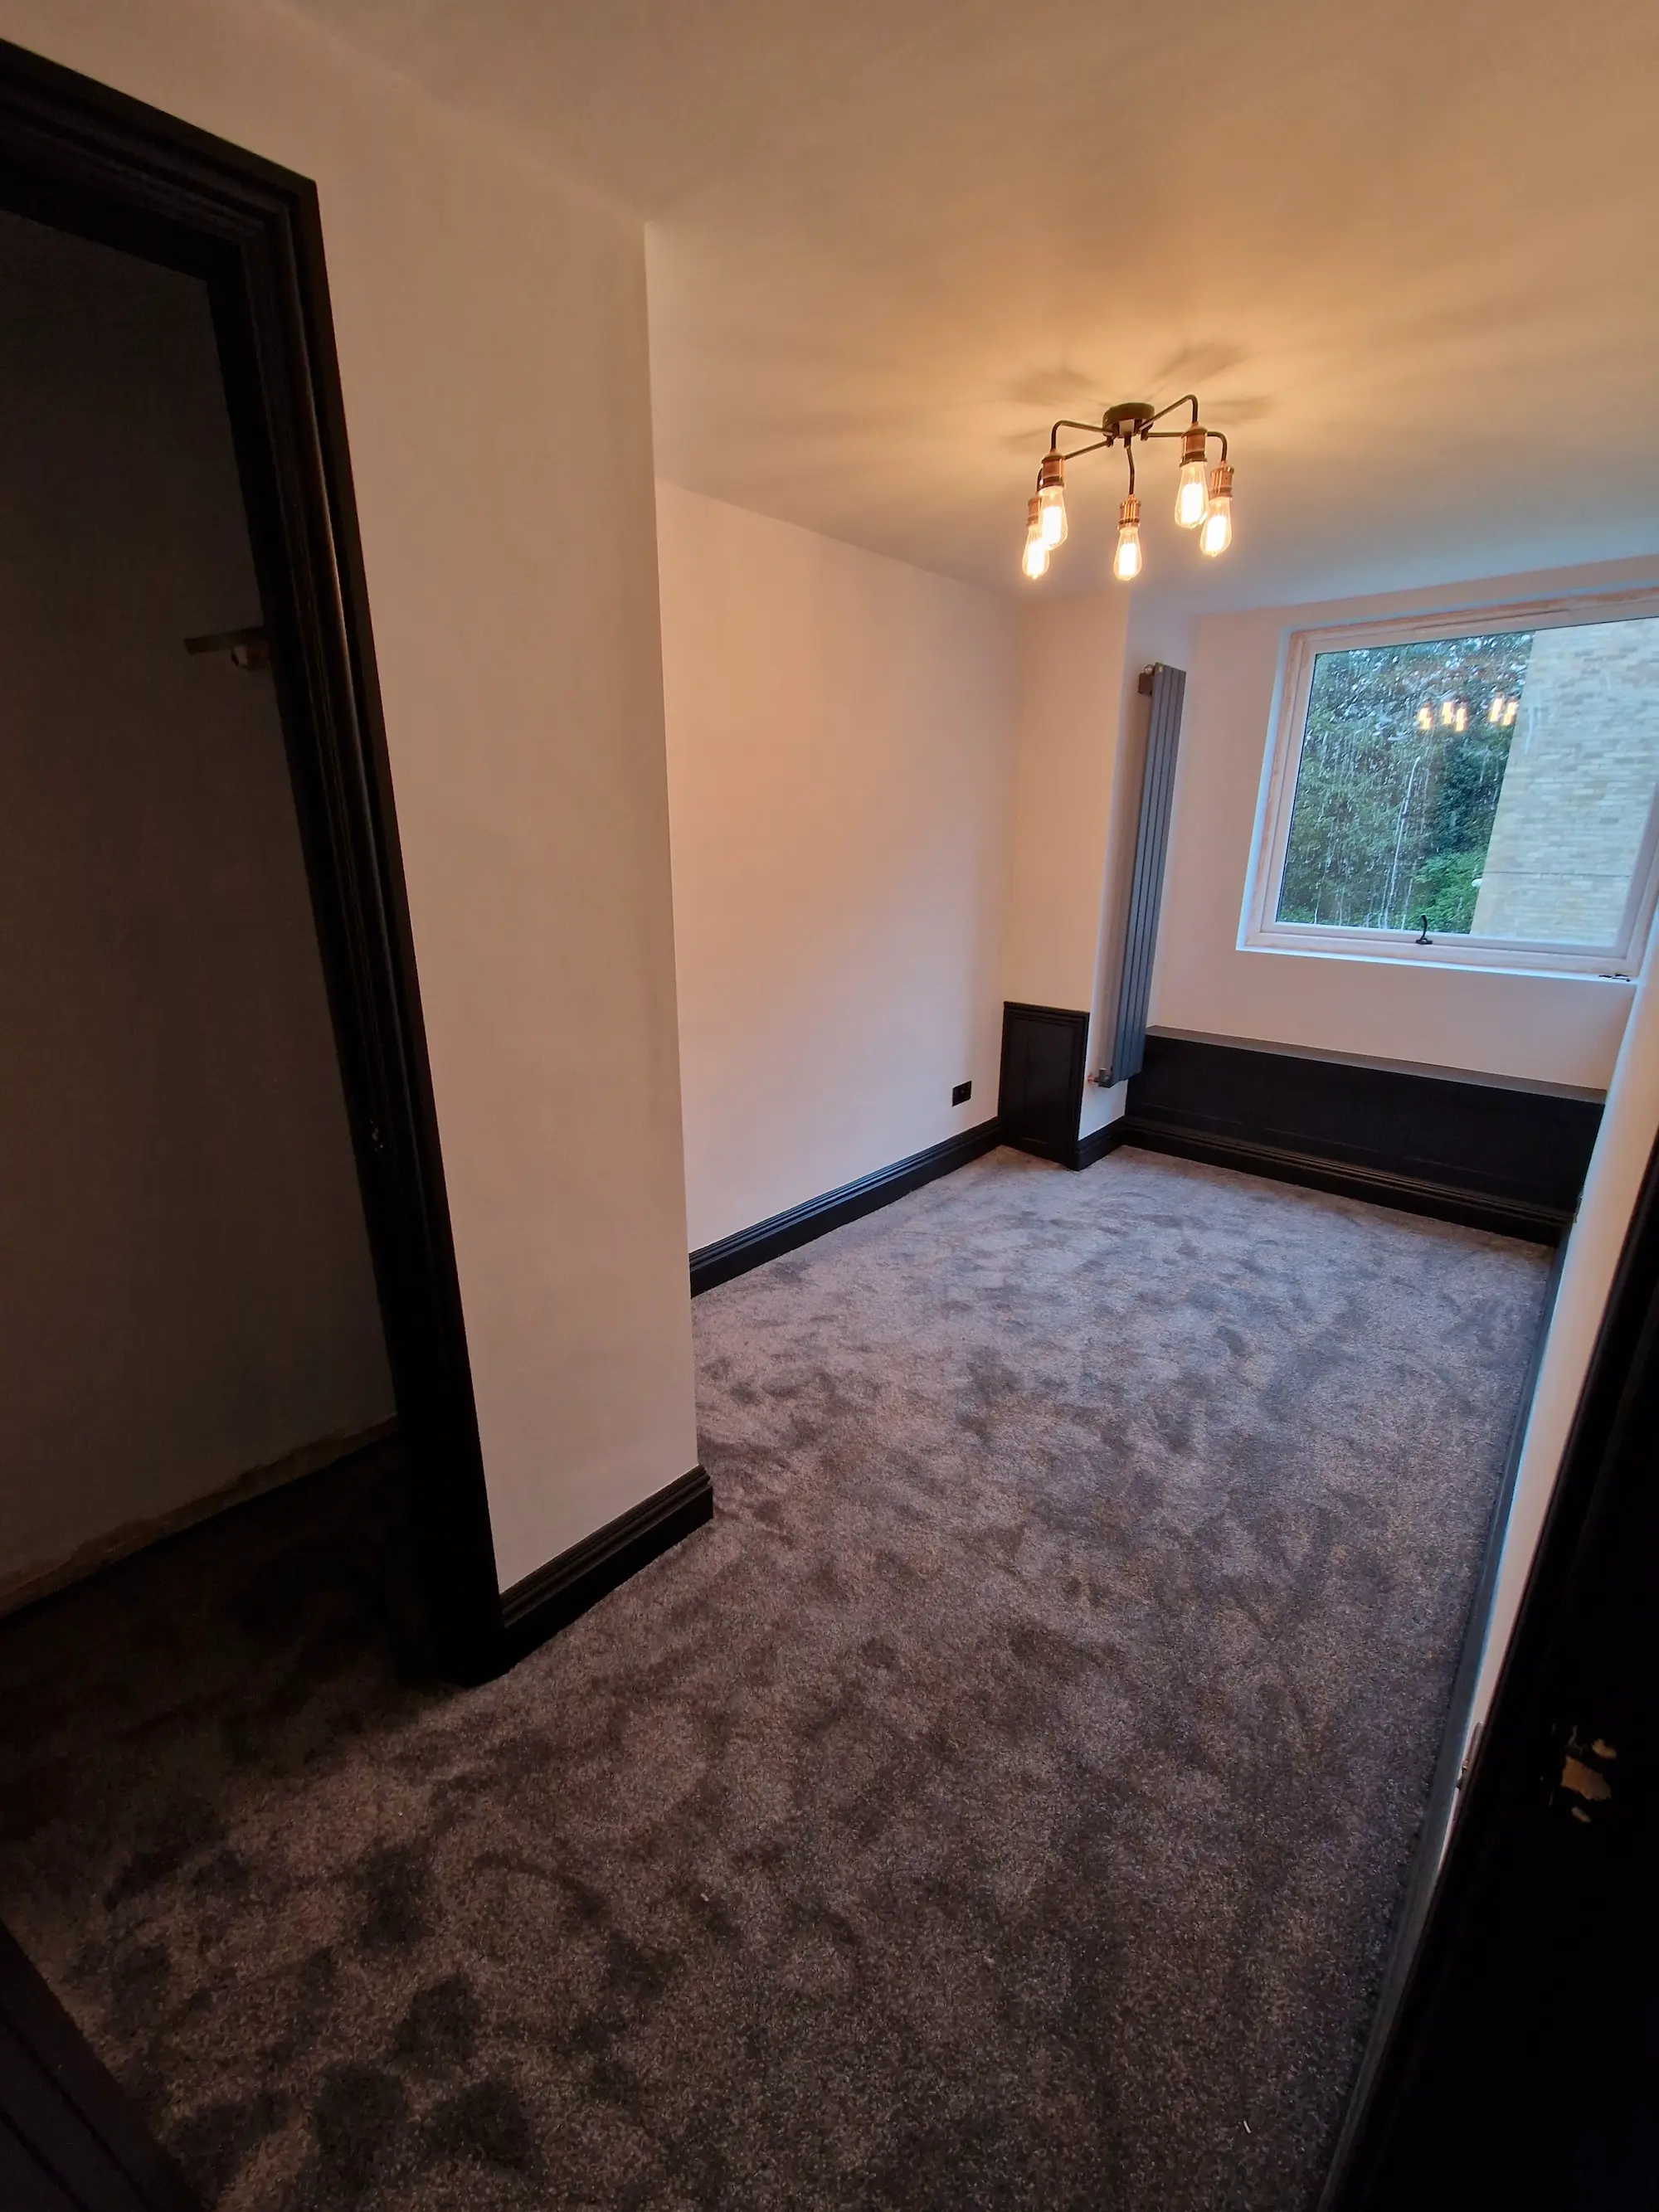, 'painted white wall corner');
1002,586,1199,1150
658,483,1018,1250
